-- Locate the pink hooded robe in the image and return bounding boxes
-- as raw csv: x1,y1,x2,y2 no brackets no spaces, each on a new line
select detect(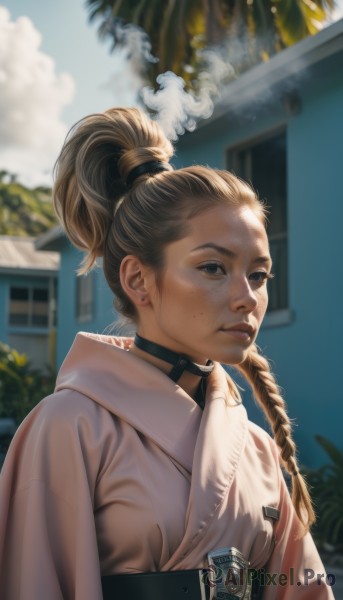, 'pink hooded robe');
0,332,335,599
